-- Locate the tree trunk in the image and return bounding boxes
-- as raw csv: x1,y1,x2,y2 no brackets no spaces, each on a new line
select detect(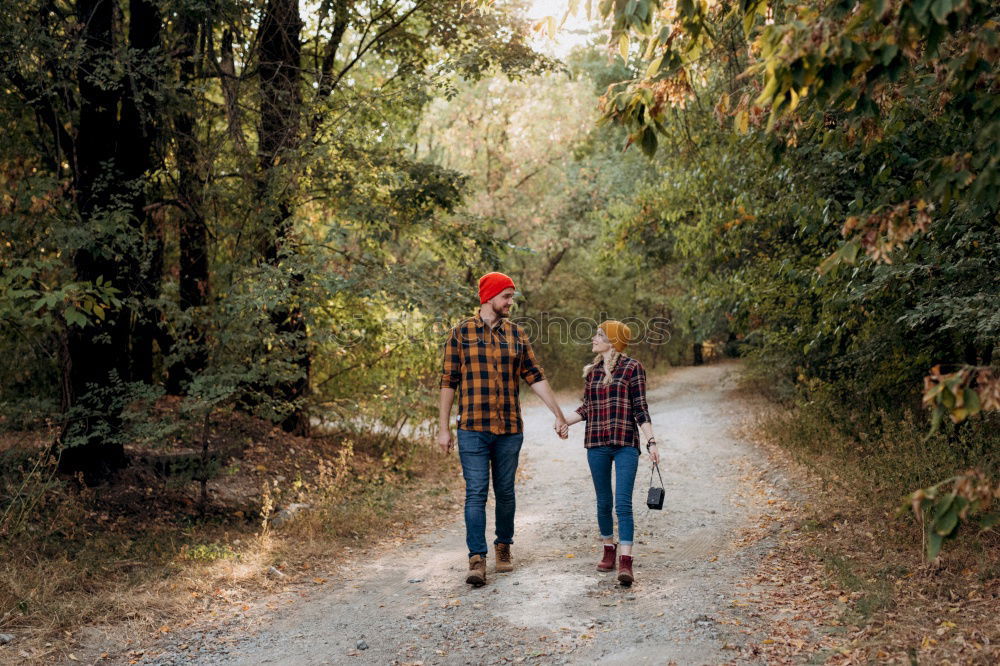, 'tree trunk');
257,0,310,435
166,9,210,394
120,0,165,384
61,0,129,481
60,0,164,481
